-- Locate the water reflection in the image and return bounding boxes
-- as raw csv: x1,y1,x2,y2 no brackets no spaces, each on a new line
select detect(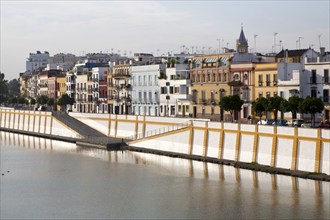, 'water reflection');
1,131,328,198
